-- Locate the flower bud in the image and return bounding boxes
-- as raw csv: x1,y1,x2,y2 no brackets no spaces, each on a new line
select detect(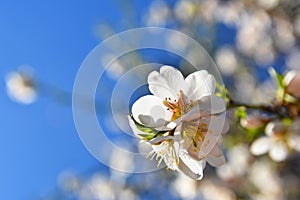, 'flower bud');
283,71,300,98
240,114,267,129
